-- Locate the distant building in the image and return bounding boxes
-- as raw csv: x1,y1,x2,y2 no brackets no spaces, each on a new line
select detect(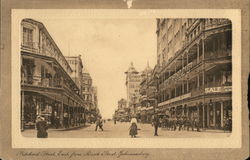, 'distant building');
113,98,129,122
65,55,84,95
81,68,100,122
118,98,127,110
82,68,93,110
125,62,142,115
